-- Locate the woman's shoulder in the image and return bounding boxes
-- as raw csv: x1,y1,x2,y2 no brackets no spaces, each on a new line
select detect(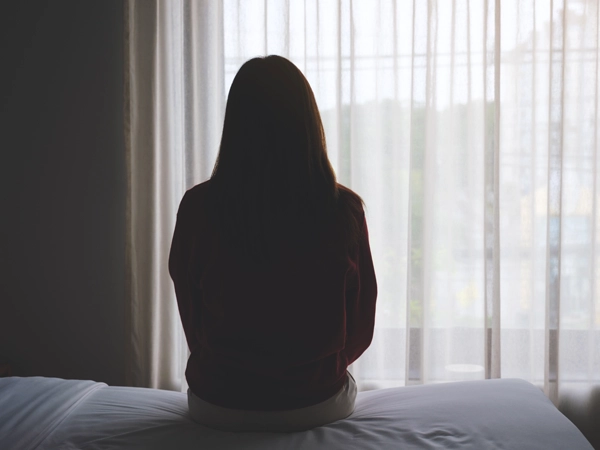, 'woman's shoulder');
181,180,213,206
187,179,212,197
176,180,213,219
336,183,364,213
